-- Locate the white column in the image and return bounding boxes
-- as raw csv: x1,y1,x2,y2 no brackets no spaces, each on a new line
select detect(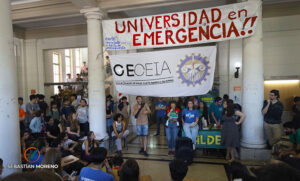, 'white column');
0,0,21,176
241,0,266,148
81,8,107,140
218,41,229,97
